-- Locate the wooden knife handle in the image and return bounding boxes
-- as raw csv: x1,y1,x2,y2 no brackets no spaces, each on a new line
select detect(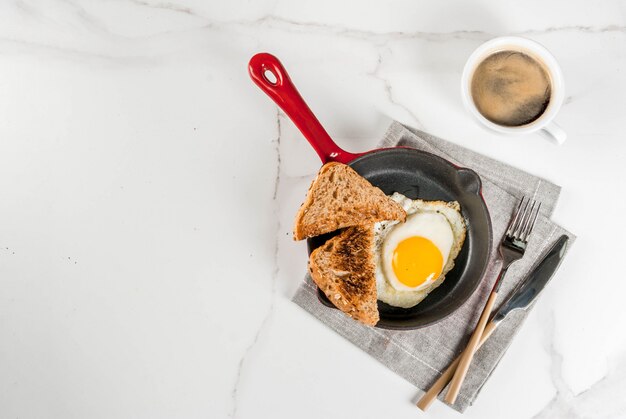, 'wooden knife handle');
444,290,498,404
416,320,498,410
